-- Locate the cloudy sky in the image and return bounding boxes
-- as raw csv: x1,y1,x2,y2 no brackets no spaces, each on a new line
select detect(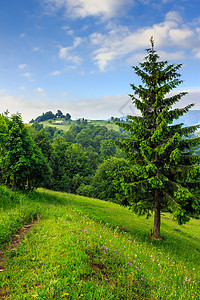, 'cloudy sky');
0,0,199,122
